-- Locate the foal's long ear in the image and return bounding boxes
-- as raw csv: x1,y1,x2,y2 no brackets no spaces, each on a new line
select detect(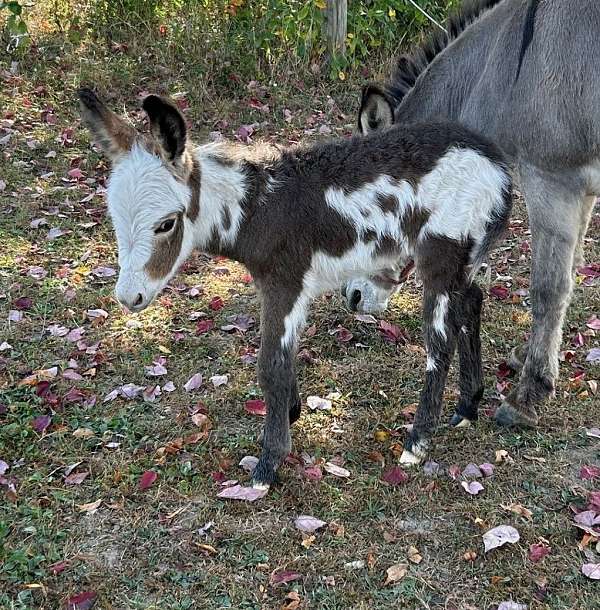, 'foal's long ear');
358,84,395,135
142,95,187,163
78,88,135,161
